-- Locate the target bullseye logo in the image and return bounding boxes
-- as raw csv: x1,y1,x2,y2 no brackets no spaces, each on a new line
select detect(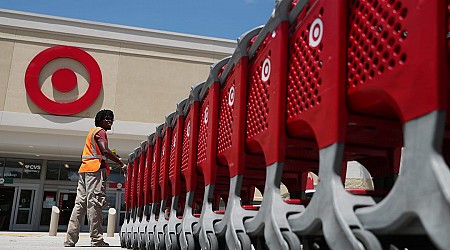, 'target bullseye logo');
204,106,209,124
228,86,235,106
309,18,323,48
25,46,102,115
261,58,271,82
186,121,191,137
